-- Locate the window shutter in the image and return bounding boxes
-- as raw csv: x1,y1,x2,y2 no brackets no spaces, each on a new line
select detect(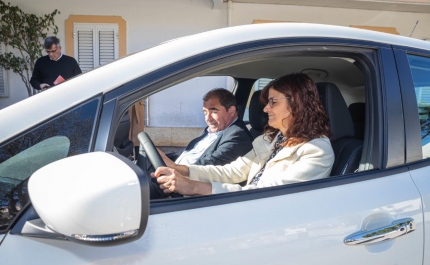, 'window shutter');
256,78,272,91
74,23,118,72
0,44,7,97
98,30,115,66
77,29,95,72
